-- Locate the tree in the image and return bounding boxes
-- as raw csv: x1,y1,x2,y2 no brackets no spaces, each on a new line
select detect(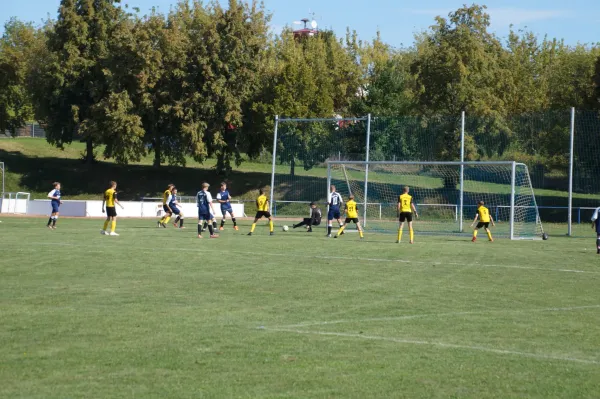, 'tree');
0,18,37,134
182,0,270,175
411,4,510,162
31,0,126,163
